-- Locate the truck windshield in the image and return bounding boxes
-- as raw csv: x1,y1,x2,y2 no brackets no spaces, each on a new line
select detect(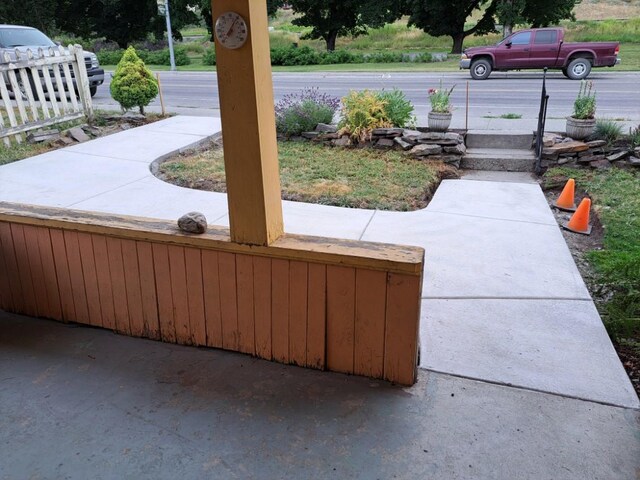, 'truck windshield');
0,28,56,48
